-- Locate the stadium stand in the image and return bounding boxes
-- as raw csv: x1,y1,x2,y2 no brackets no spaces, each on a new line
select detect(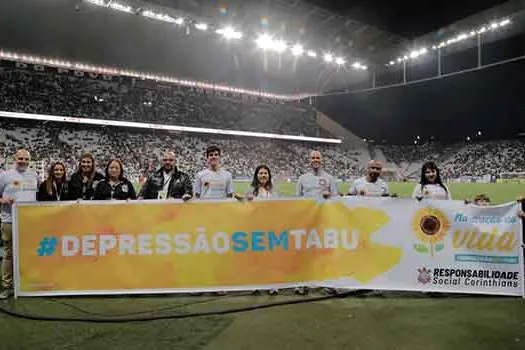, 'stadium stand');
0,119,367,181
2,60,525,182
0,61,318,136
